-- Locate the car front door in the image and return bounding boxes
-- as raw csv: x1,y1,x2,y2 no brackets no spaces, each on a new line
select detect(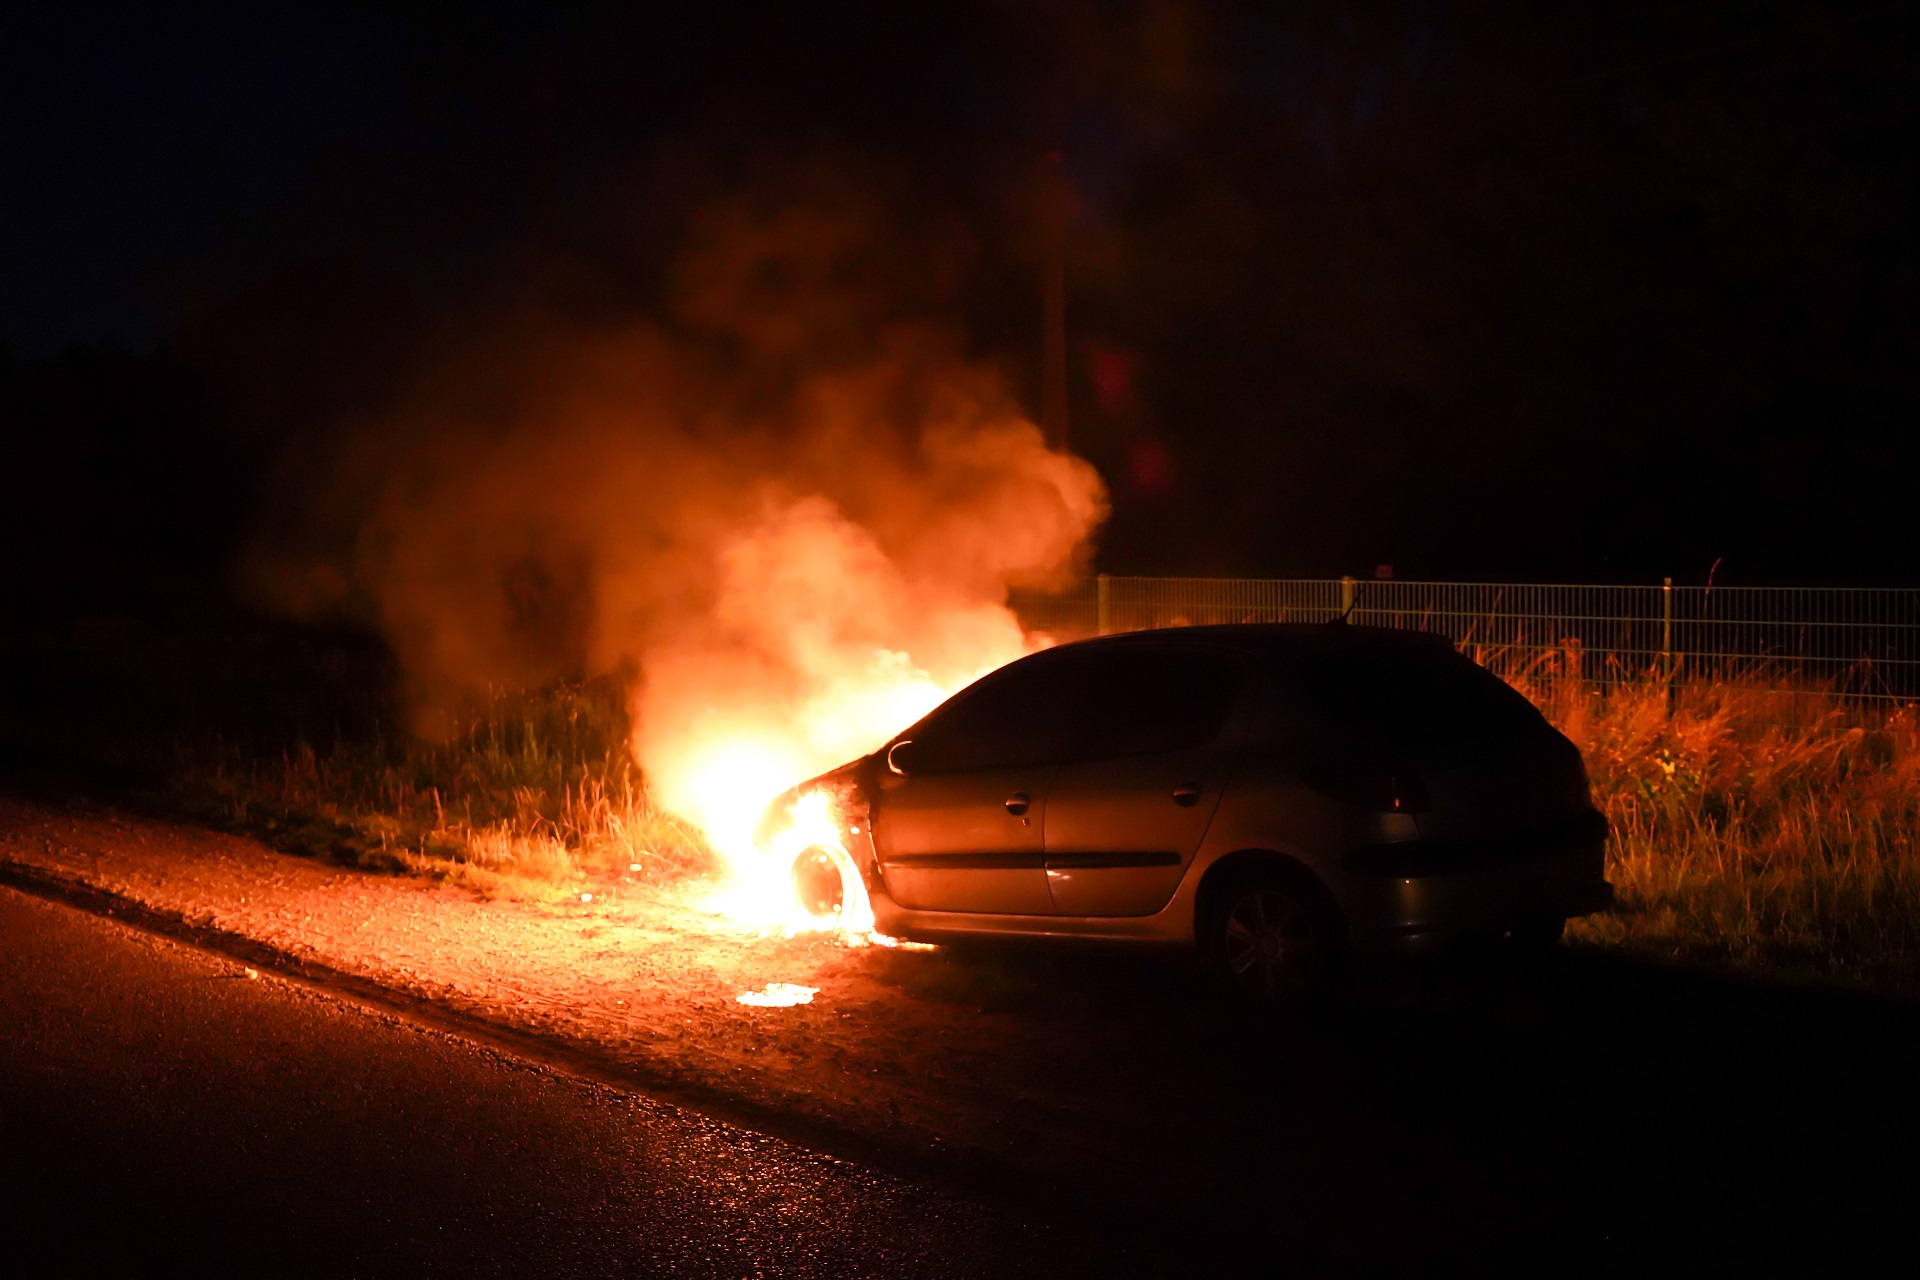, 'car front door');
869,651,1083,916
1042,648,1246,917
